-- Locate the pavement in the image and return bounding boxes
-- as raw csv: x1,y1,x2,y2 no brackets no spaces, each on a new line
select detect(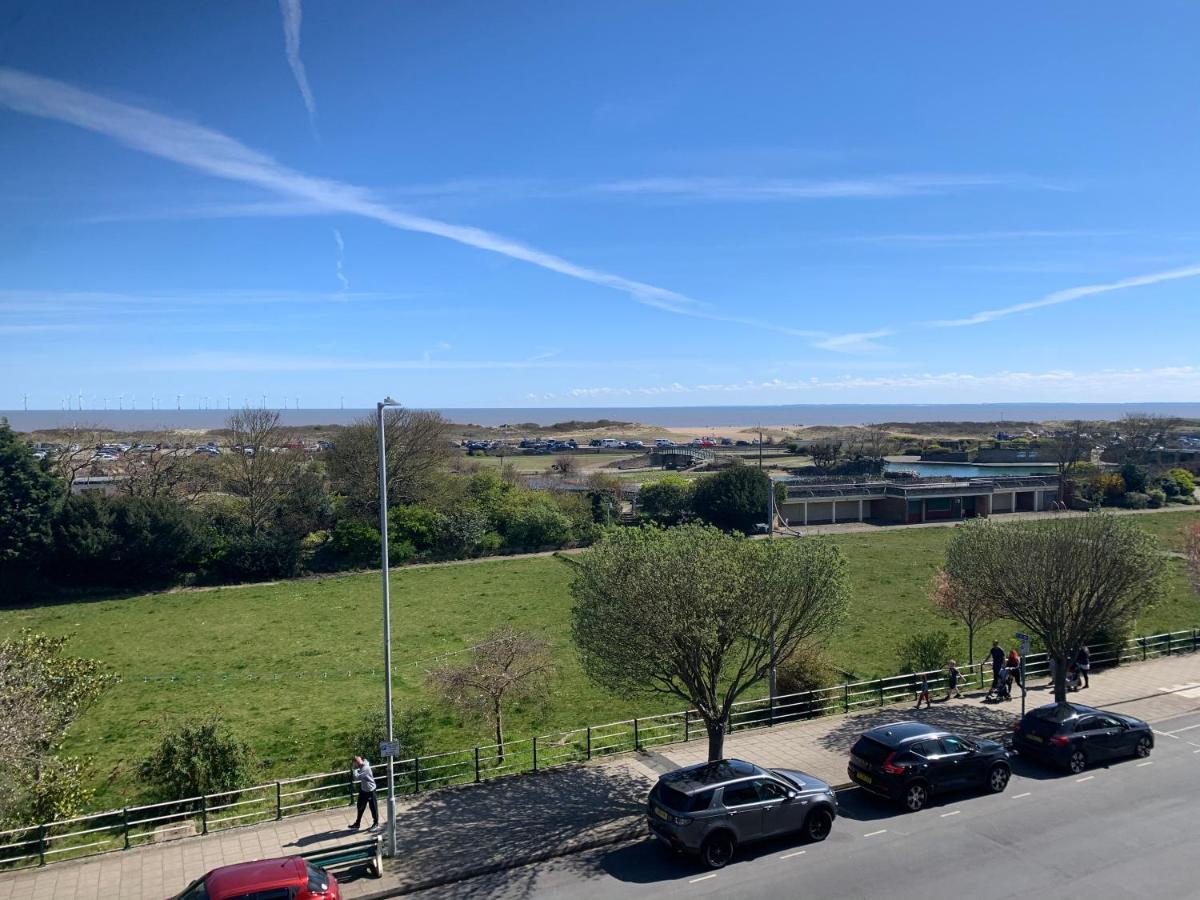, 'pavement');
2,652,1198,900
